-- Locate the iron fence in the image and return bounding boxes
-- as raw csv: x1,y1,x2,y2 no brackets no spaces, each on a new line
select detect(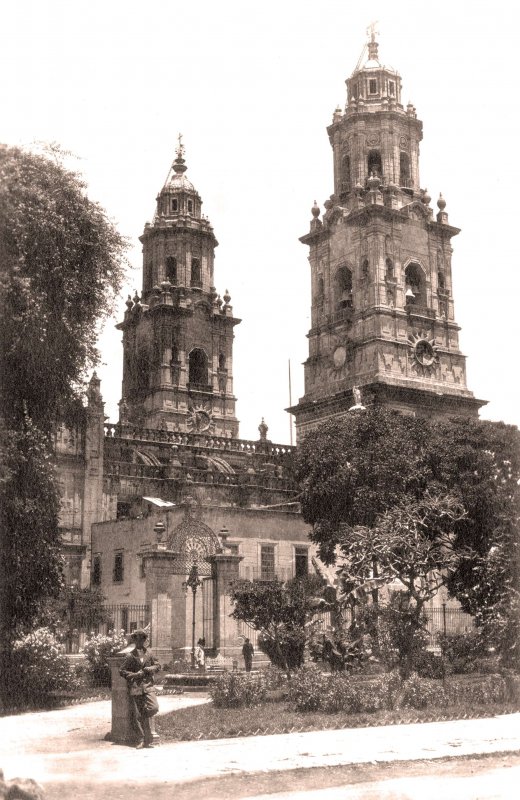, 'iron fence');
62,604,150,653
235,606,475,656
